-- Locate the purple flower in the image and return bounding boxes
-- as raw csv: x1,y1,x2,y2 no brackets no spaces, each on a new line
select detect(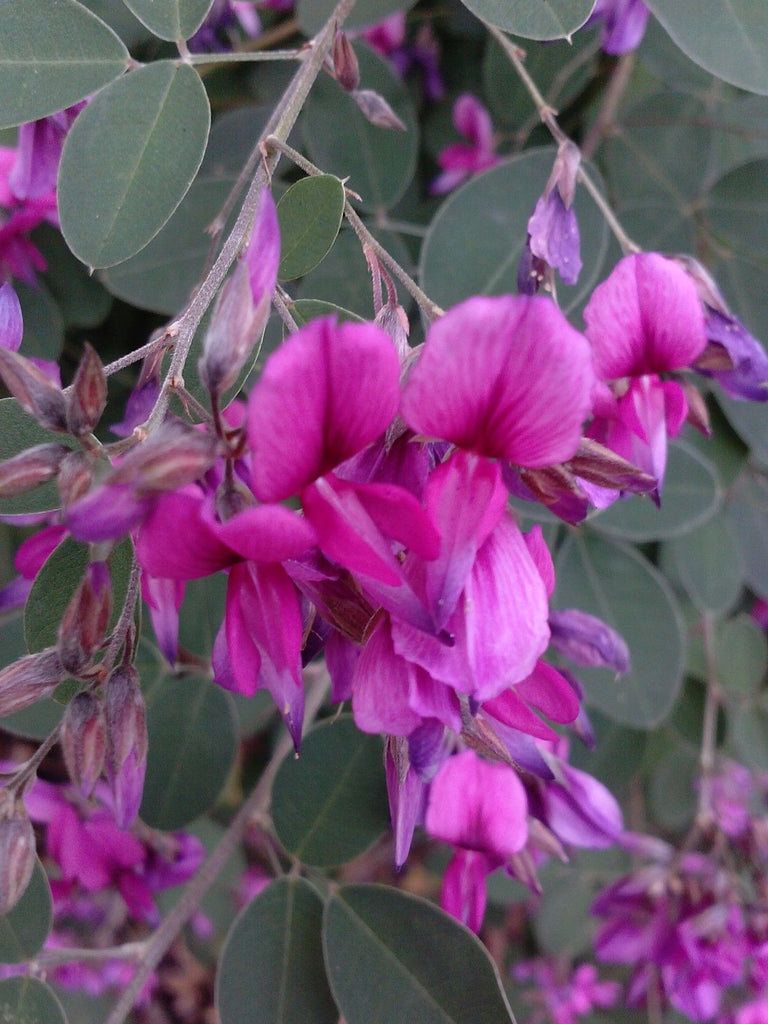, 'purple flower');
588,0,650,55
431,94,500,195
696,308,768,401
519,141,582,293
